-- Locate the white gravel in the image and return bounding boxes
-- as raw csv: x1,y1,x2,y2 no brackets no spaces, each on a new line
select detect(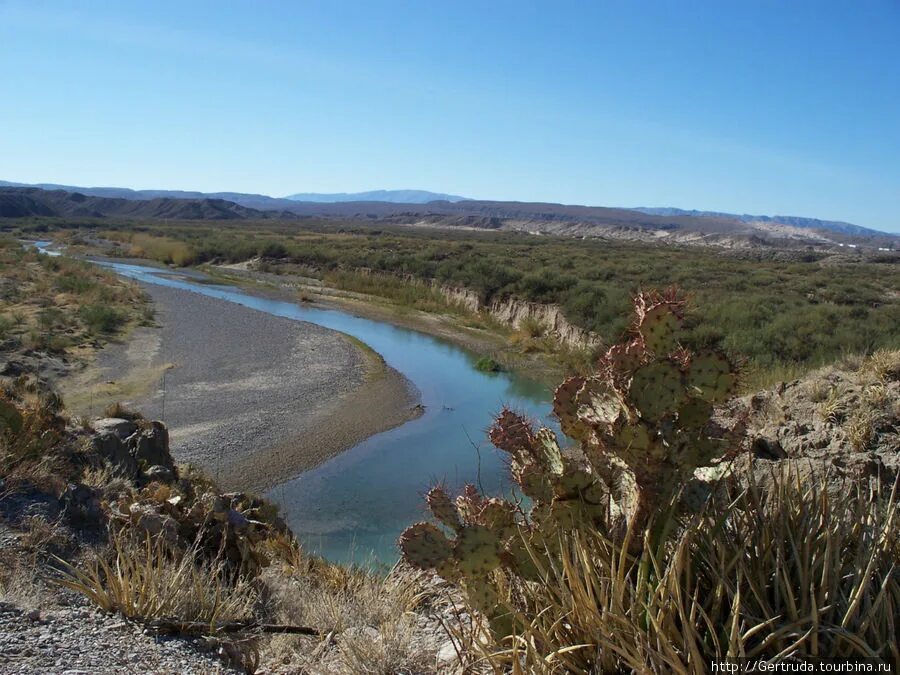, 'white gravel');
0,600,241,674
